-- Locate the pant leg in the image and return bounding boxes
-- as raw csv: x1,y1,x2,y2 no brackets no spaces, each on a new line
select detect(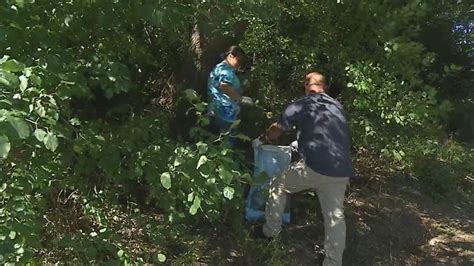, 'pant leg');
209,115,238,148
315,175,349,266
263,160,318,237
